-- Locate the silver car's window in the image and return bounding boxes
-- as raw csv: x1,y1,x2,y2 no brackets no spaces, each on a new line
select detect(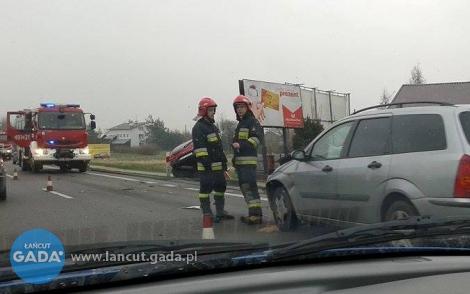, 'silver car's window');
392,114,446,153
311,122,353,160
459,111,470,145
348,117,391,158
